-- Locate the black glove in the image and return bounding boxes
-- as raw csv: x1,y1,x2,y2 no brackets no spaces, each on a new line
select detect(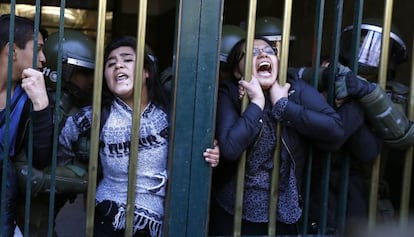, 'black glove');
334,63,376,99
